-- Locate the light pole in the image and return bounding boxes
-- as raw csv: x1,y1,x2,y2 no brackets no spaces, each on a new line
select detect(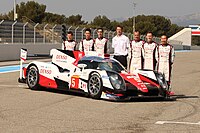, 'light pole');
14,0,17,21
133,1,137,33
